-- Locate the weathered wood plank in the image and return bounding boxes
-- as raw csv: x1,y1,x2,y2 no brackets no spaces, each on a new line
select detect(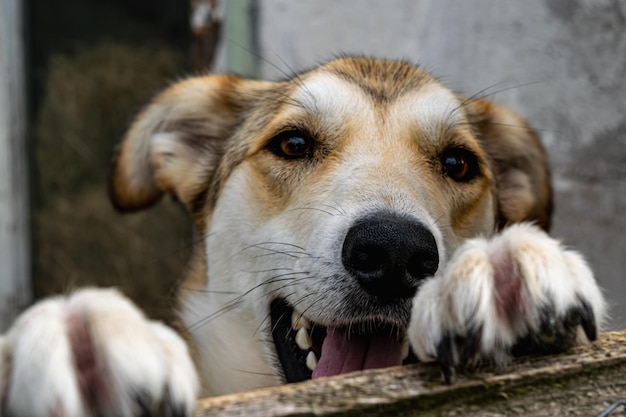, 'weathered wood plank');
196,330,626,417
0,0,31,331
